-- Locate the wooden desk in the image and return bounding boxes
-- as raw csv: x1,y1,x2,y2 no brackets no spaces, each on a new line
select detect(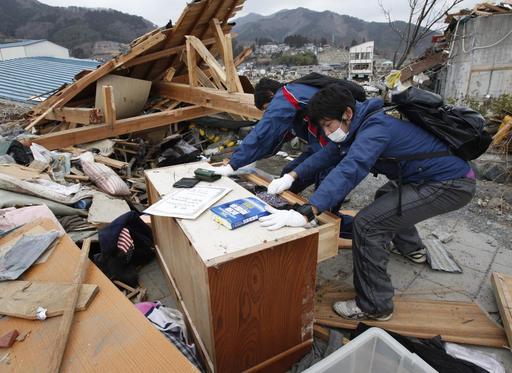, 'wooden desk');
0,219,197,372
145,162,319,372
